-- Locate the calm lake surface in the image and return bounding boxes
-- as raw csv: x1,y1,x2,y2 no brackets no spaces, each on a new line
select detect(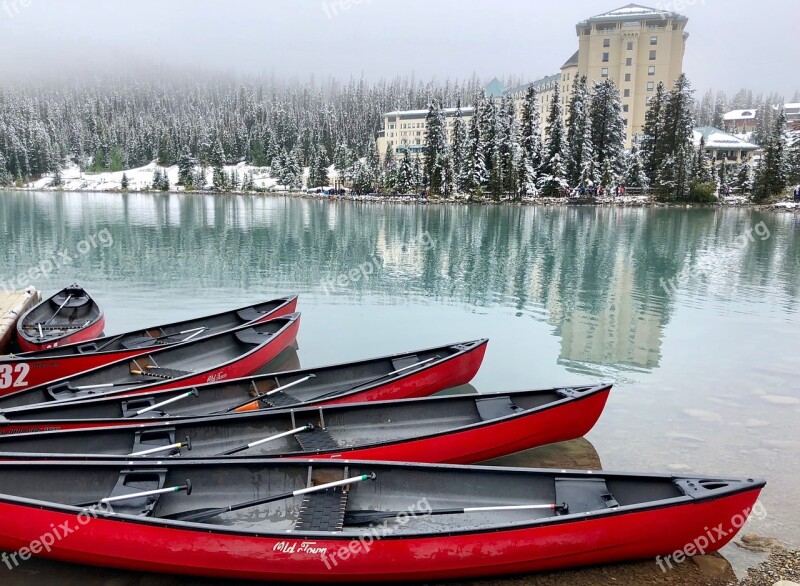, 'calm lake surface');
0,191,798,584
